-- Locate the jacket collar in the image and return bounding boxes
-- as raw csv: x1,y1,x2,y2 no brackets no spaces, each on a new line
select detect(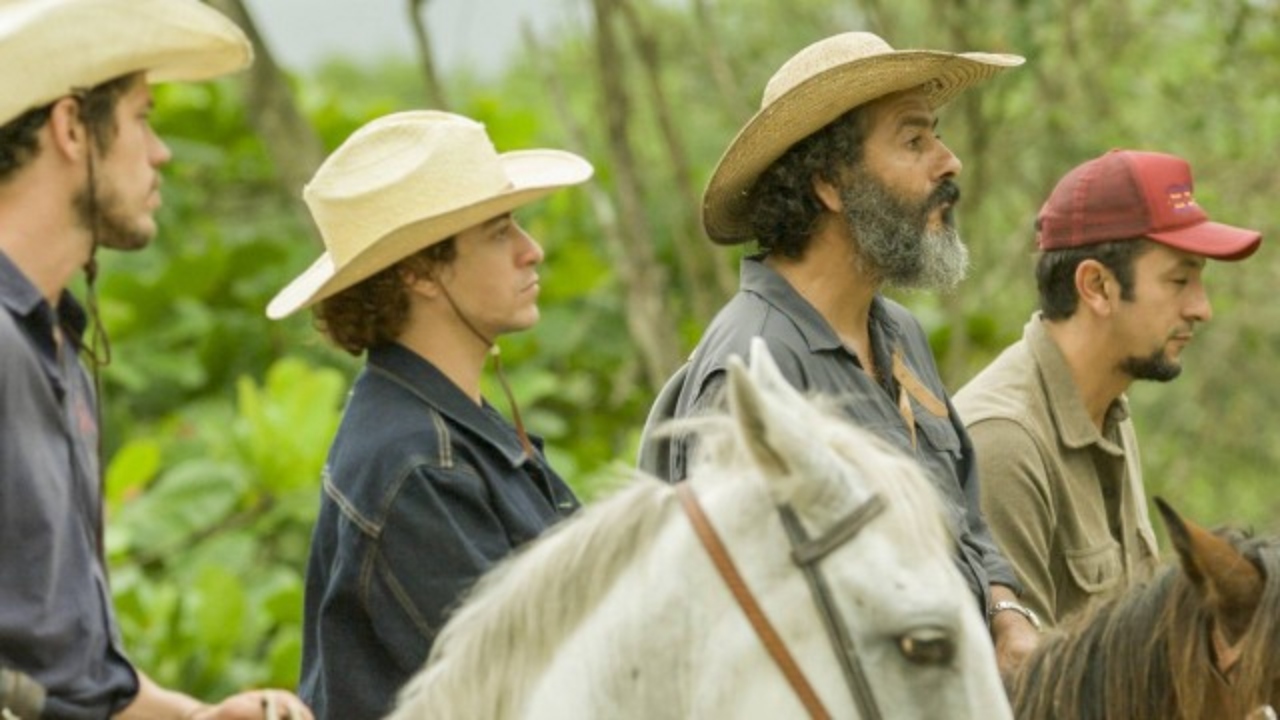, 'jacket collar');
367,342,533,468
